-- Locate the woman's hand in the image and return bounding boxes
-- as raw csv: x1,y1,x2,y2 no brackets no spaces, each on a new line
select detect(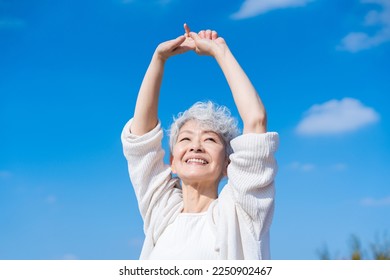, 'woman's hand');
185,24,227,57
155,23,227,60
155,34,194,62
